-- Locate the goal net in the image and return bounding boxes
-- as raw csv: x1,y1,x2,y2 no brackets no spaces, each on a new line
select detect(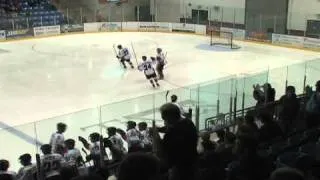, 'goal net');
210,30,234,49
